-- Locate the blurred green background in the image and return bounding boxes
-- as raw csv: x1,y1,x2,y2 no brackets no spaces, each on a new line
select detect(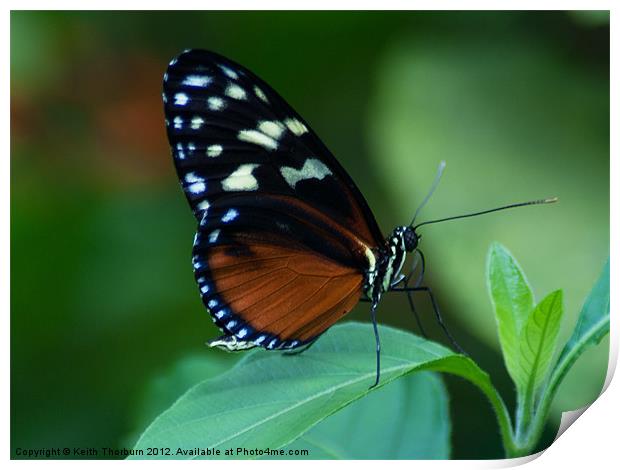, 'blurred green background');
11,11,609,459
